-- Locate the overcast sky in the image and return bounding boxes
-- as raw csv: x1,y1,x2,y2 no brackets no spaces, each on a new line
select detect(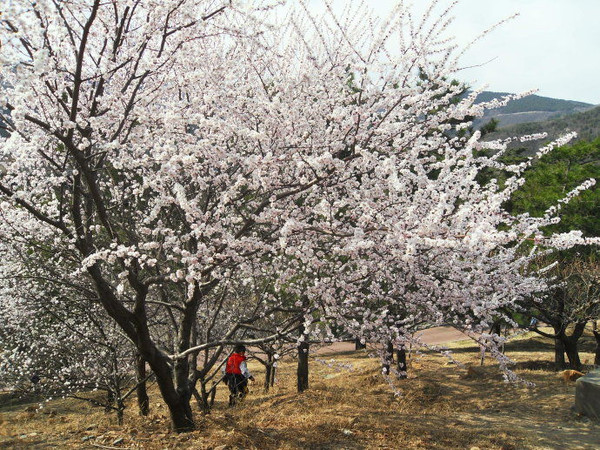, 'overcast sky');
434,0,600,104
306,0,600,105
